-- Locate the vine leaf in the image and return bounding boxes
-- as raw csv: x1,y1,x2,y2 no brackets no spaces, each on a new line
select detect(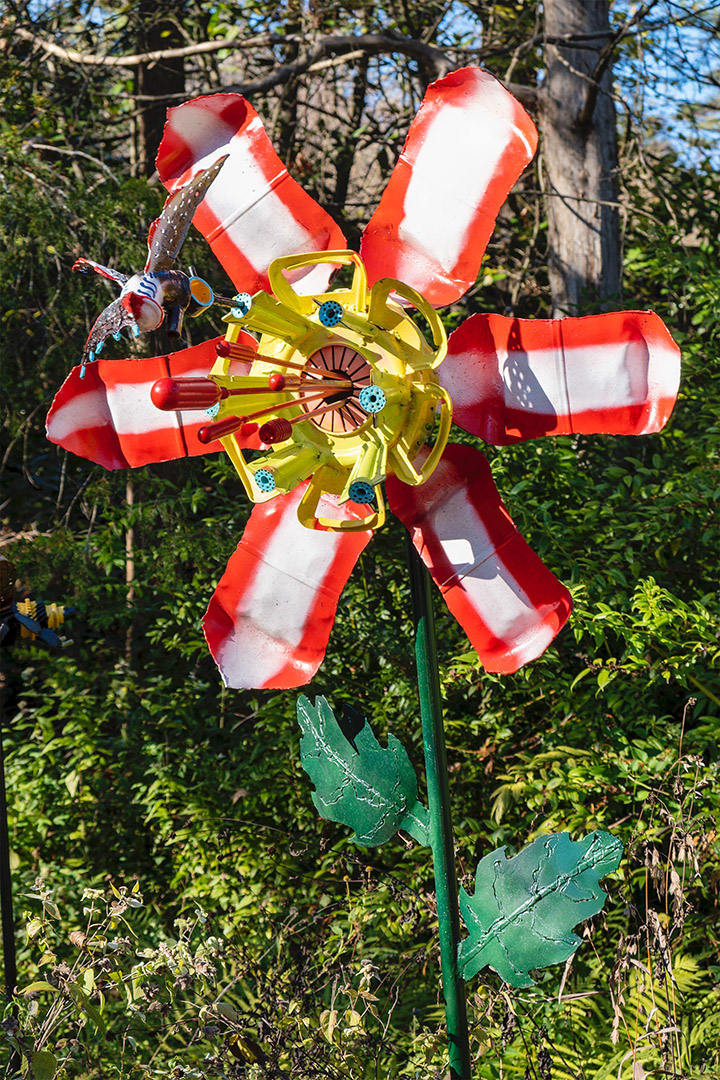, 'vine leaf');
297,696,429,846
458,831,623,988
22,1050,57,1080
